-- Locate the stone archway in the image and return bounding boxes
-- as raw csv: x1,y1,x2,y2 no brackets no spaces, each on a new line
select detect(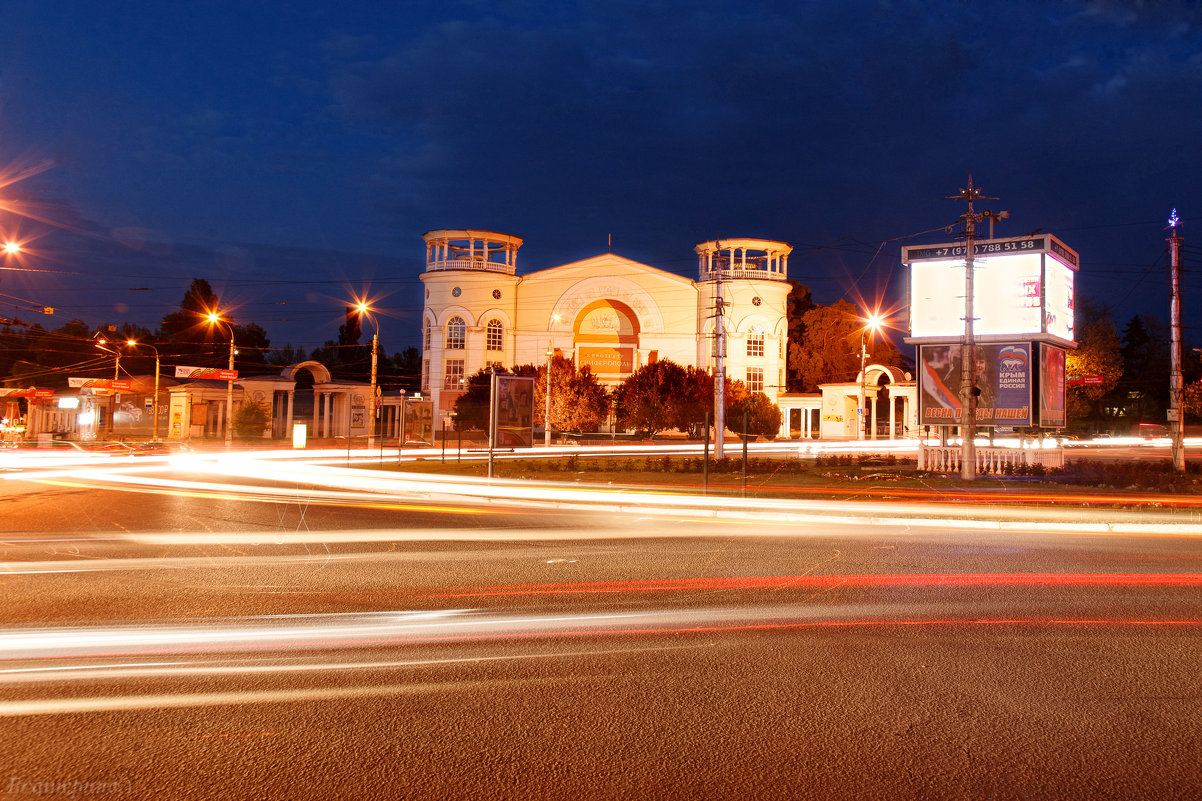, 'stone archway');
279,362,331,436
572,299,640,378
